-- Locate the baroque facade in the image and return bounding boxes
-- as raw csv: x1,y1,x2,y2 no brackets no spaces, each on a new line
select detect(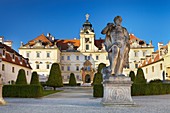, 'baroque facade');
19,14,161,84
